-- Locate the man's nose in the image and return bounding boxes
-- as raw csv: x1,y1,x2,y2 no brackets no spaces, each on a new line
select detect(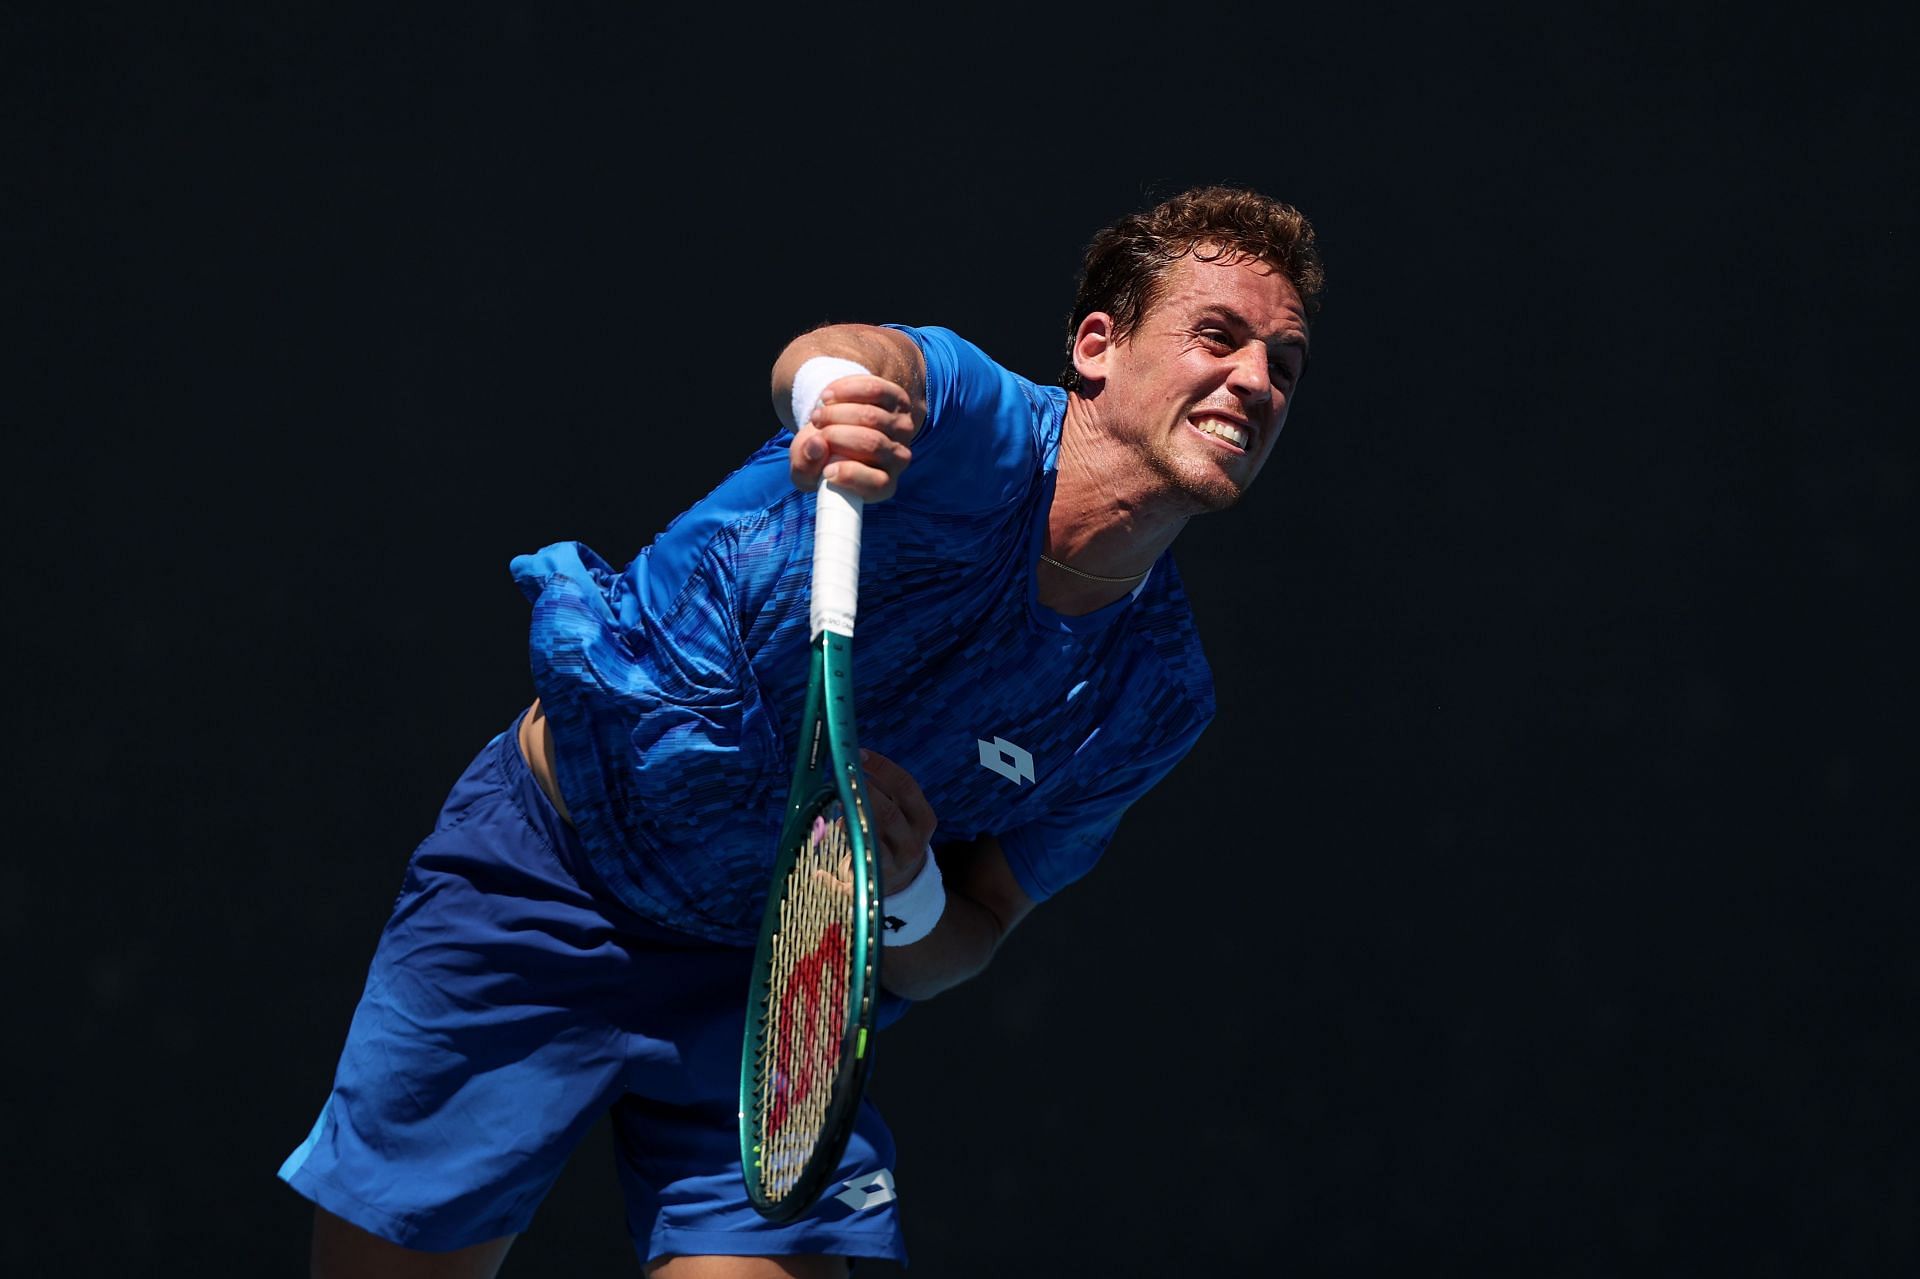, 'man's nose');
1228,344,1272,404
